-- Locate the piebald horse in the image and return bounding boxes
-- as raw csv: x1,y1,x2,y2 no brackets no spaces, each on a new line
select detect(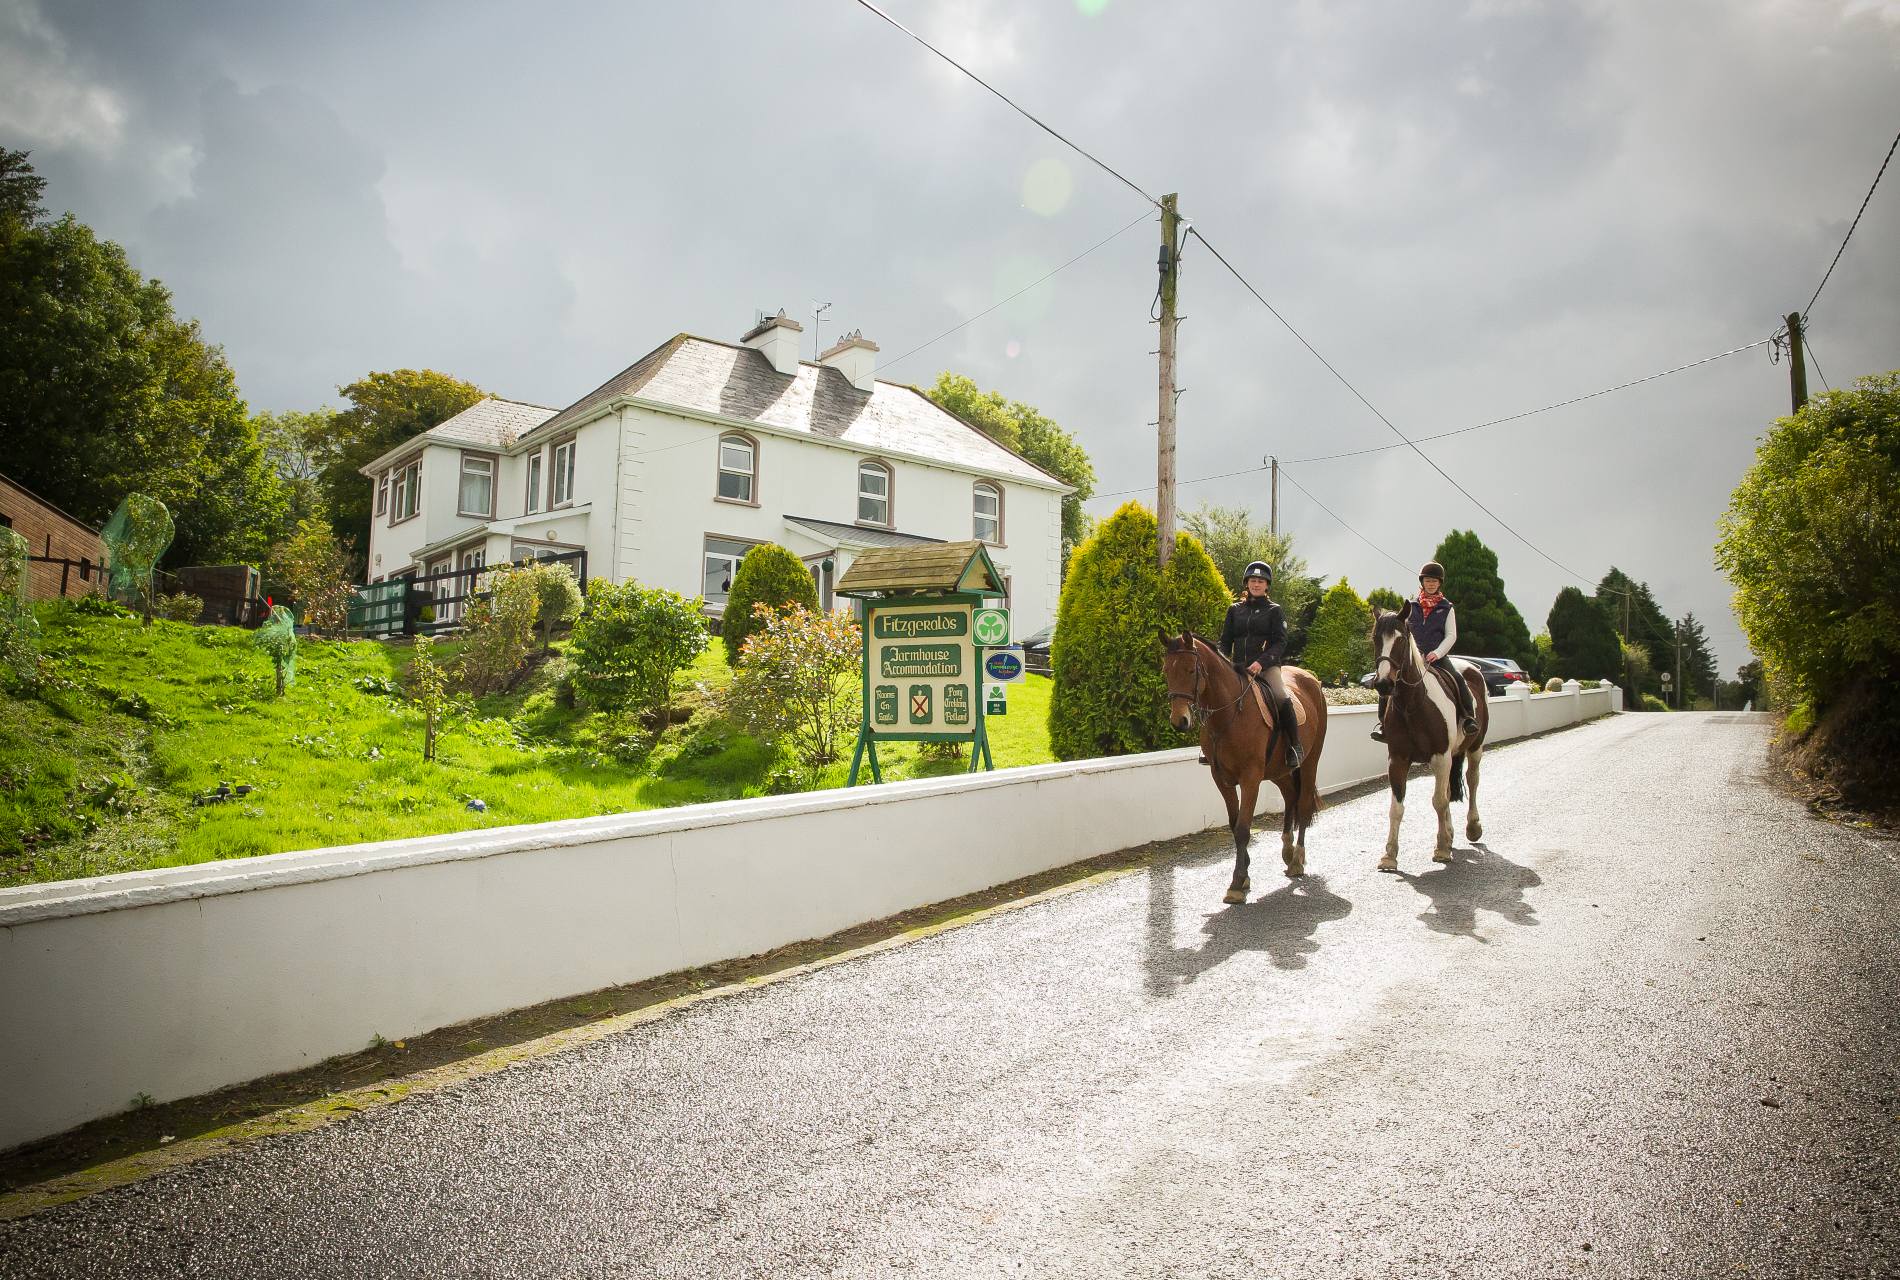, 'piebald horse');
1161,632,1328,904
1370,608,1489,871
